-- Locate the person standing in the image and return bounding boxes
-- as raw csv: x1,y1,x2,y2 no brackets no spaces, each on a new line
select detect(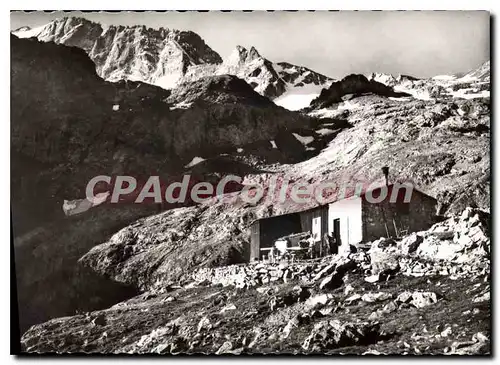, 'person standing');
322,233,330,256
306,233,315,259
328,233,338,255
